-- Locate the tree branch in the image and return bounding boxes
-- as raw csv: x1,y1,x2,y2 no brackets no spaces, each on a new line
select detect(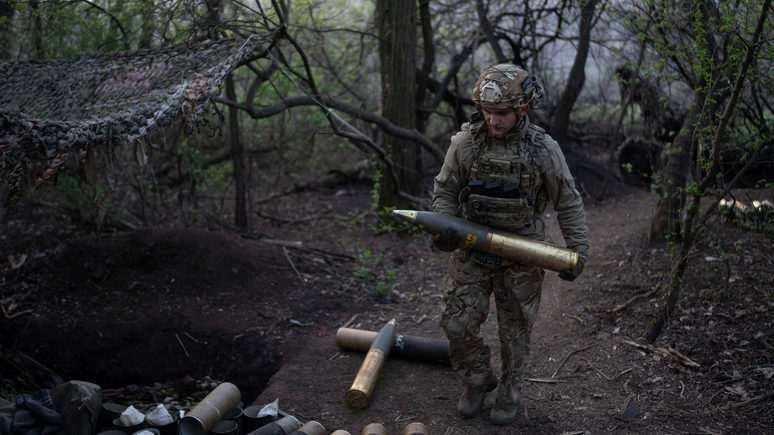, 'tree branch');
81,0,129,49
212,94,444,164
